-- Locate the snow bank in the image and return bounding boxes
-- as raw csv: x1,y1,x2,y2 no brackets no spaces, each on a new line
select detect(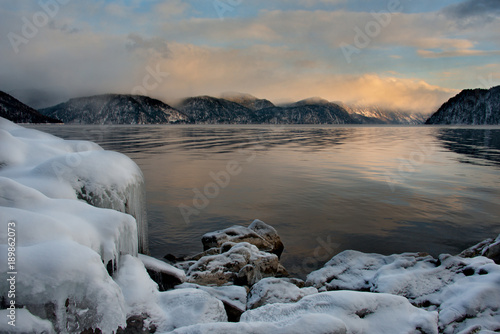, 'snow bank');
0,117,148,253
